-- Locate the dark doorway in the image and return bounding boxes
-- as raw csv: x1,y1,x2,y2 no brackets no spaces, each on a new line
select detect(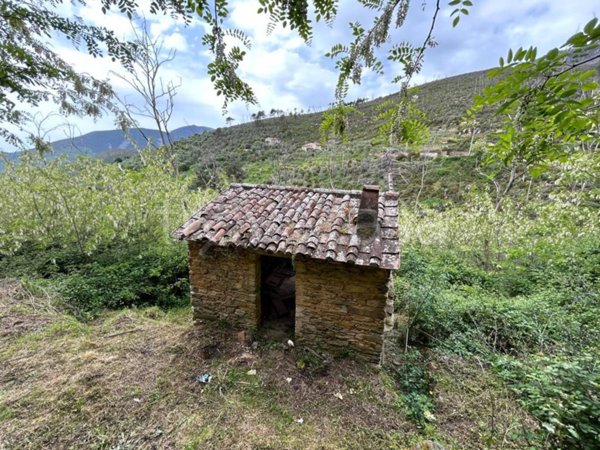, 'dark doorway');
260,255,295,339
